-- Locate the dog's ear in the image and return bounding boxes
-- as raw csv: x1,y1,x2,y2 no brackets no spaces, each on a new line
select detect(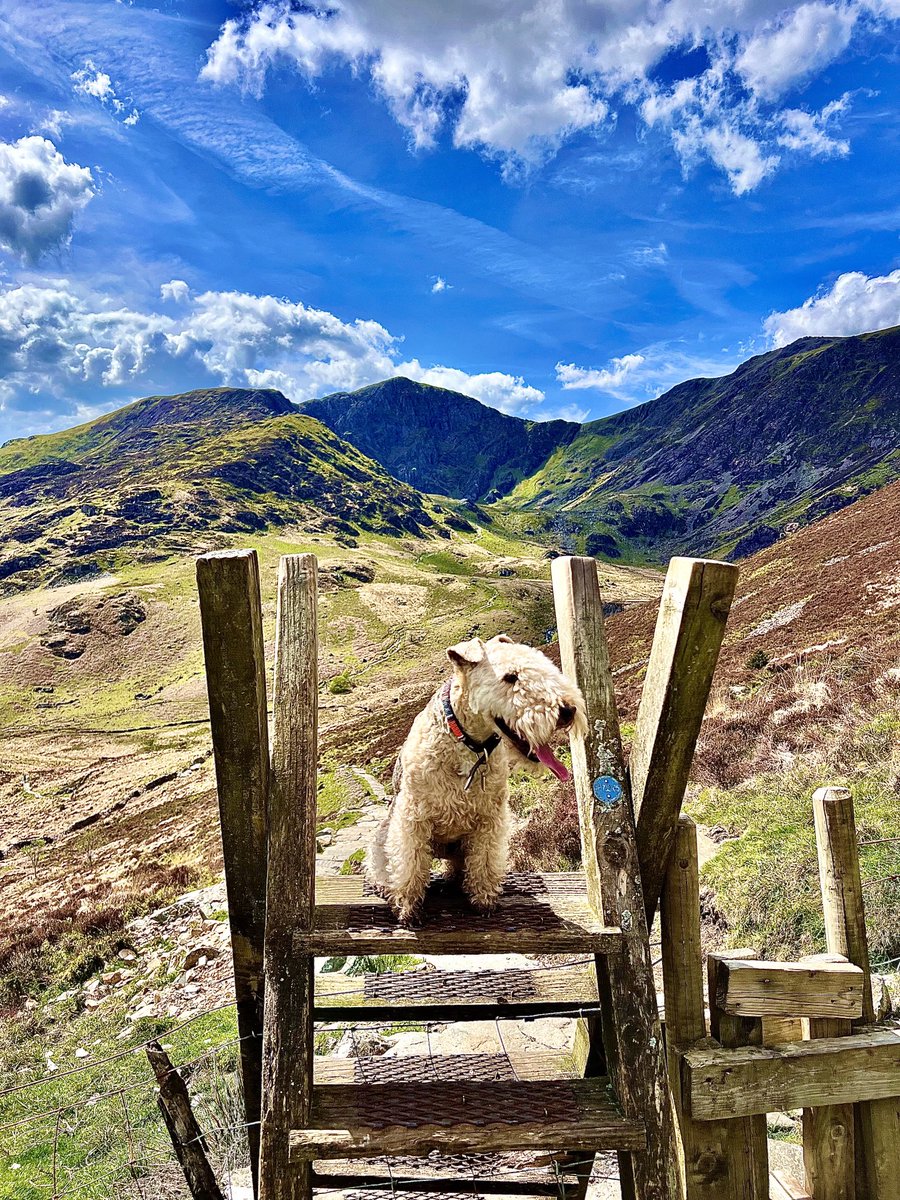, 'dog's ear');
492,634,514,644
447,637,485,670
